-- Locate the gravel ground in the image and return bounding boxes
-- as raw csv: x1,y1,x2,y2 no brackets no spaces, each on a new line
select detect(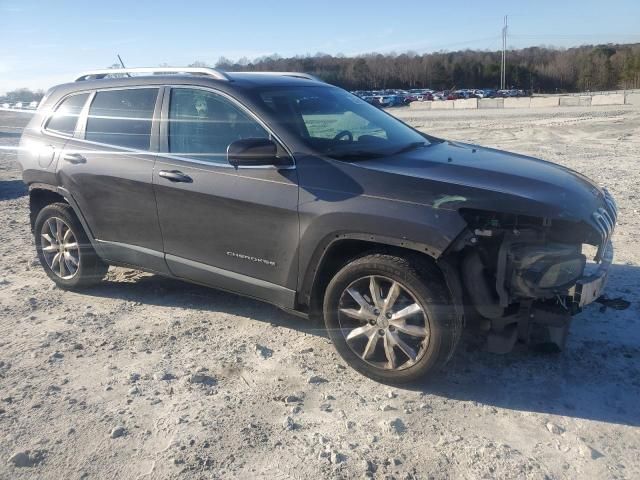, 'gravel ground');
0,106,638,480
